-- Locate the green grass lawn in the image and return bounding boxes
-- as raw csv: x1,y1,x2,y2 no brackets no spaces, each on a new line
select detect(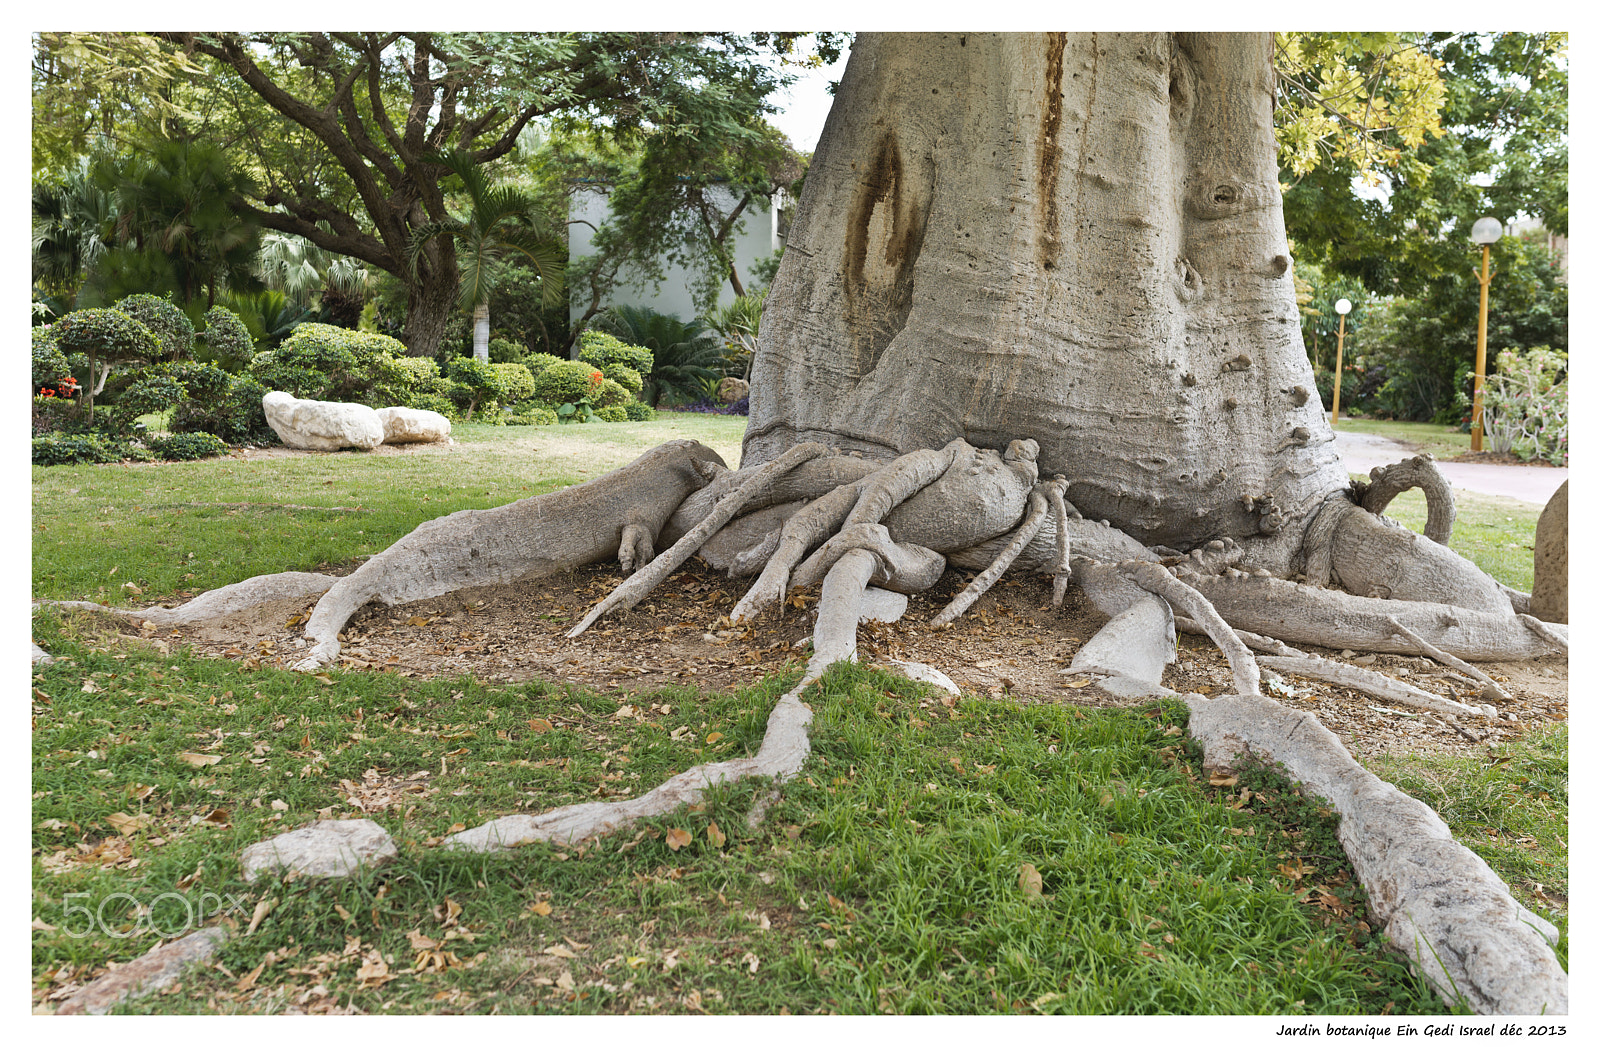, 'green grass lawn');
31,416,1563,1014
